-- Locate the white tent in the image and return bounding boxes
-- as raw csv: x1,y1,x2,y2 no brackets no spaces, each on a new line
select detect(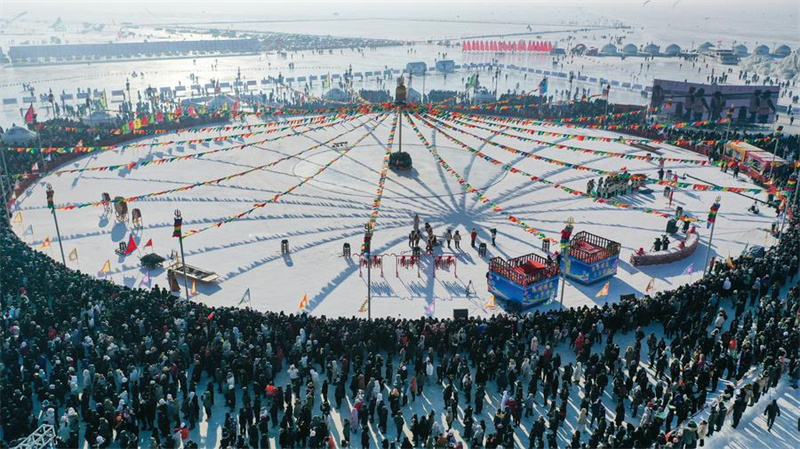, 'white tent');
1,125,37,145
